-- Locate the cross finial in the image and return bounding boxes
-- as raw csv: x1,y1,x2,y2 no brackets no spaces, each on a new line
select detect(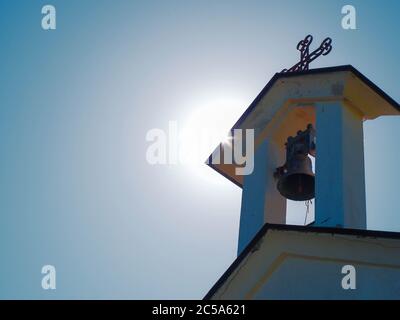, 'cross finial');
282,35,332,73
